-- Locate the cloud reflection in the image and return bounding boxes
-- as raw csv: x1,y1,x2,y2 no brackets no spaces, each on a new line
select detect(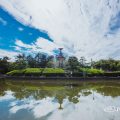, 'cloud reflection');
9,97,59,118
0,91,15,101
0,88,120,120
